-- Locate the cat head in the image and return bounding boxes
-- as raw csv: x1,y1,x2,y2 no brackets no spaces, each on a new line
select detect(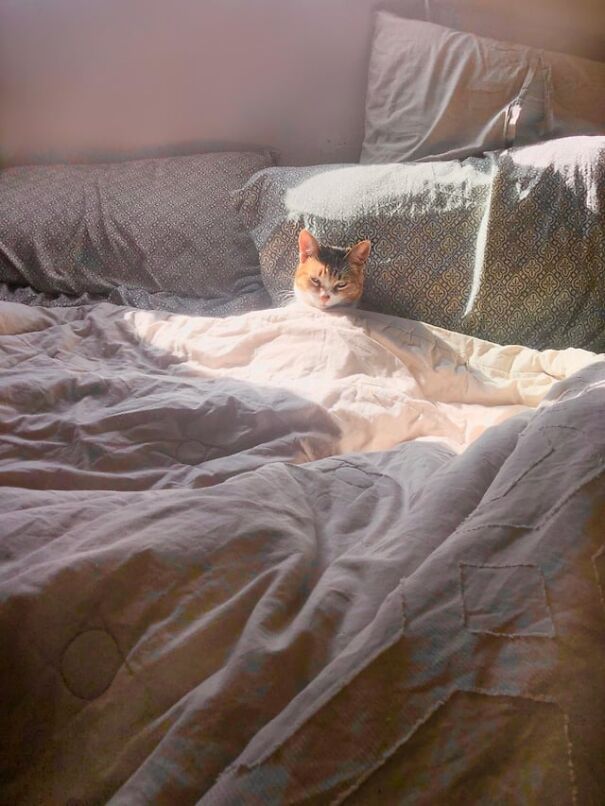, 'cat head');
293,229,371,310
